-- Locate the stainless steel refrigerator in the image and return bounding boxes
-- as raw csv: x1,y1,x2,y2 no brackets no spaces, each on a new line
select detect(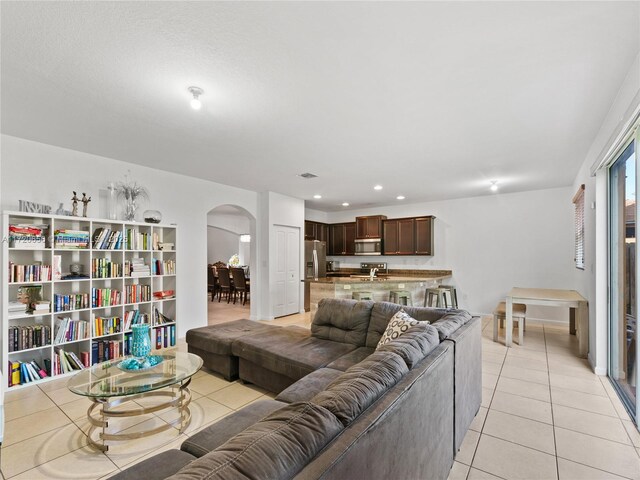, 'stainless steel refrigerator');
304,240,326,311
